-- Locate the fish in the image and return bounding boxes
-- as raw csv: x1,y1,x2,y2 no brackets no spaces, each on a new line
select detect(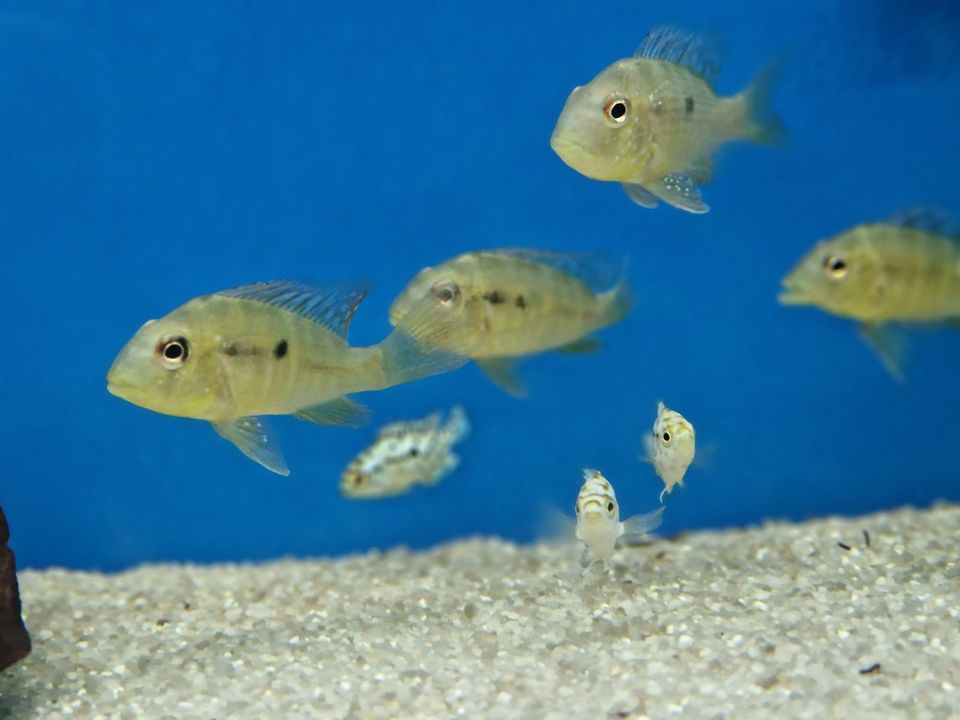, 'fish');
340,405,470,499
550,25,783,213
779,209,960,379
575,468,664,568
388,249,631,396
643,401,696,503
106,281,468,475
